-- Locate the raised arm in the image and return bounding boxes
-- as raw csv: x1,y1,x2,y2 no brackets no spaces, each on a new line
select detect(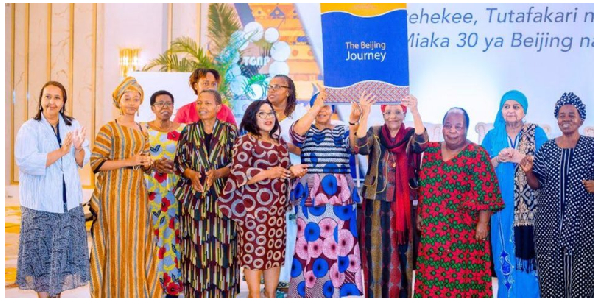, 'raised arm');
293,83,327,136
